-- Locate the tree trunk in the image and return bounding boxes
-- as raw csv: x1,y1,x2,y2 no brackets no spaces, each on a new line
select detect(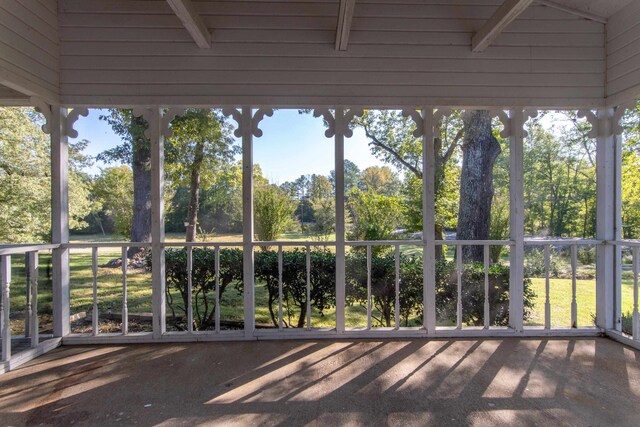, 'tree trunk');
186,140,205,242
128,115,152,258
457,110,501,263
